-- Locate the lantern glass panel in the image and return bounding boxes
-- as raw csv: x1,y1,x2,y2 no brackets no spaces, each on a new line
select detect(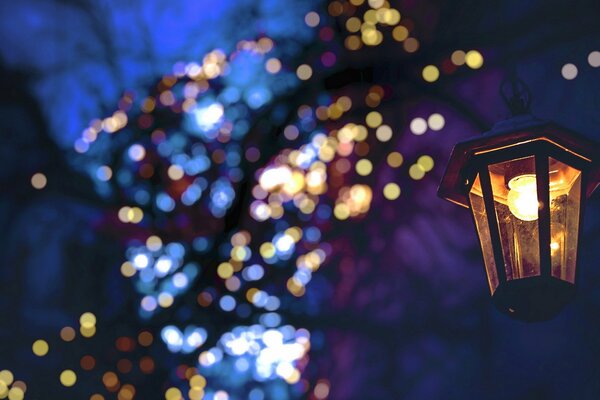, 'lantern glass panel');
469,174,499,293
549,157,581,283
488,156,540,280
